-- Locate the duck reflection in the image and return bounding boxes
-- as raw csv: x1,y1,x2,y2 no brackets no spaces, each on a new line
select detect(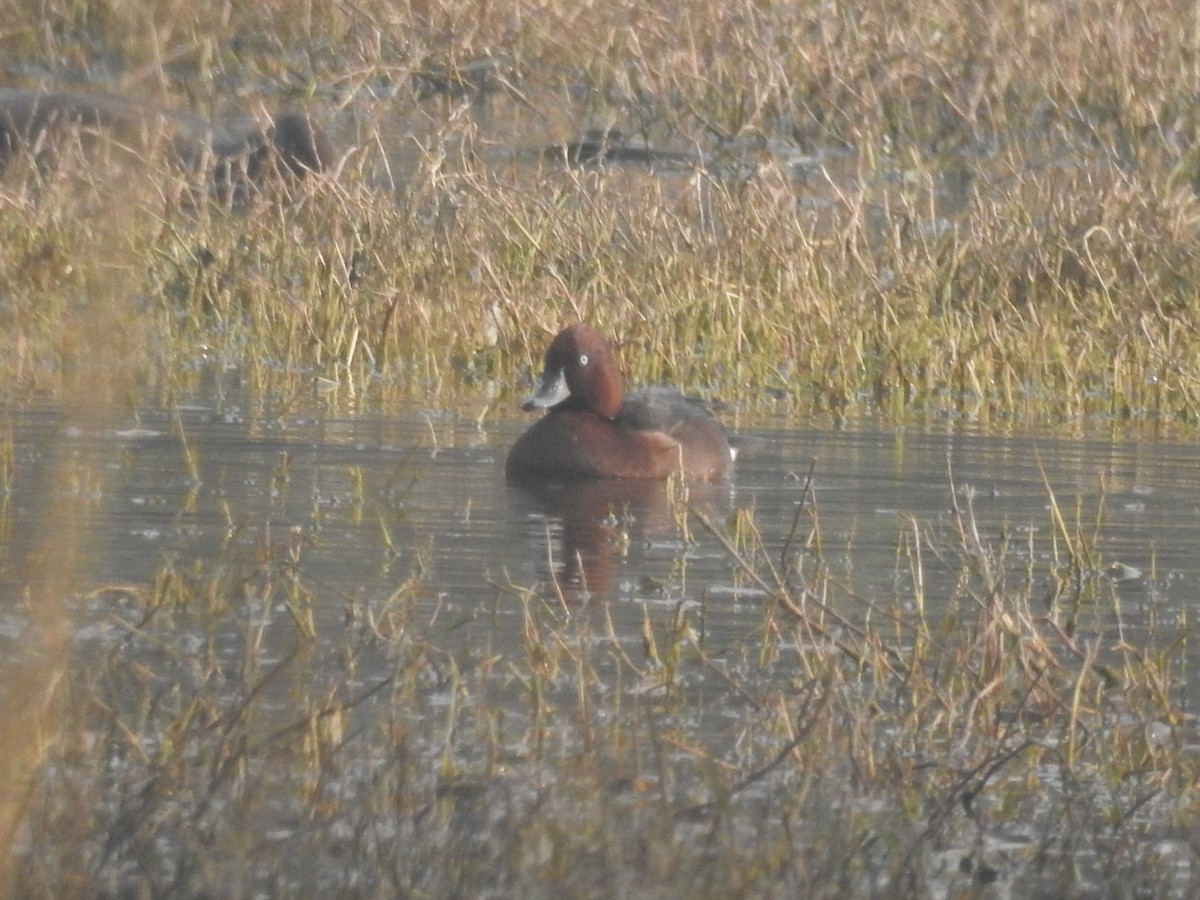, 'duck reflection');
509,477,727,602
